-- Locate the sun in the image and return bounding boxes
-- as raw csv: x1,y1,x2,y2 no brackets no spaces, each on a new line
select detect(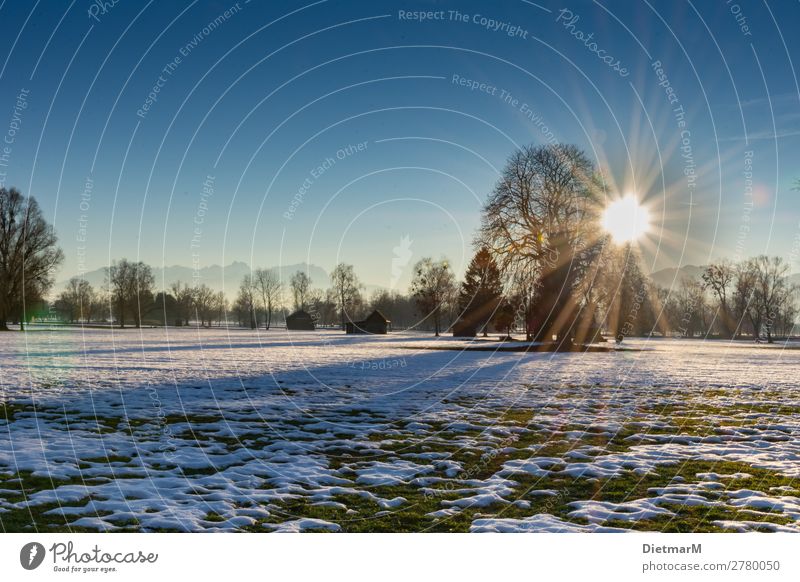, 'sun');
601,195,651,243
